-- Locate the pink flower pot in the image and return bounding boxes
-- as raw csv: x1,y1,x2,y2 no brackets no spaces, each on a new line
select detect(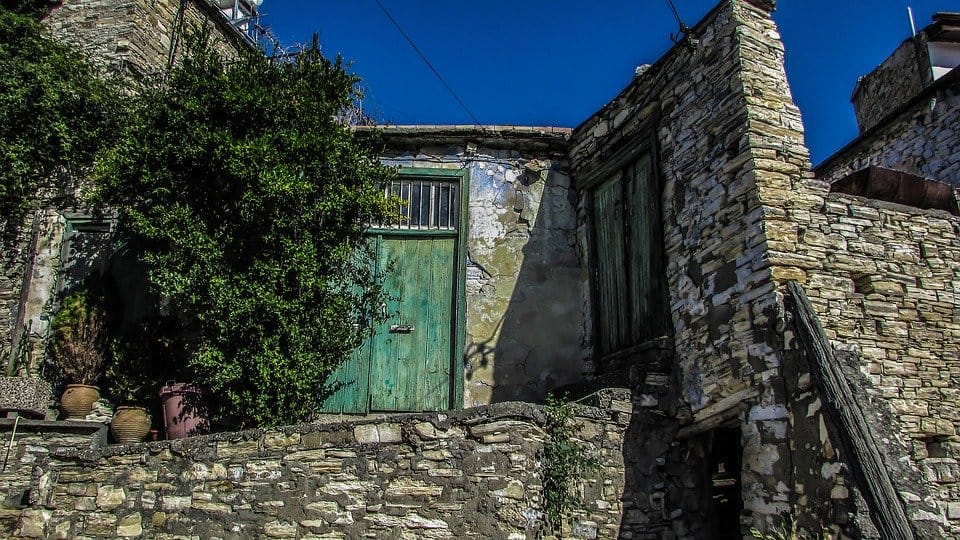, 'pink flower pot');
158,383,210,439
